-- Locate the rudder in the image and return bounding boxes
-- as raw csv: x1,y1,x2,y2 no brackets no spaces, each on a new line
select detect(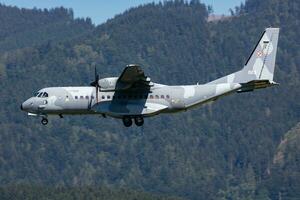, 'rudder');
243,28,280,81
209,28,280,85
